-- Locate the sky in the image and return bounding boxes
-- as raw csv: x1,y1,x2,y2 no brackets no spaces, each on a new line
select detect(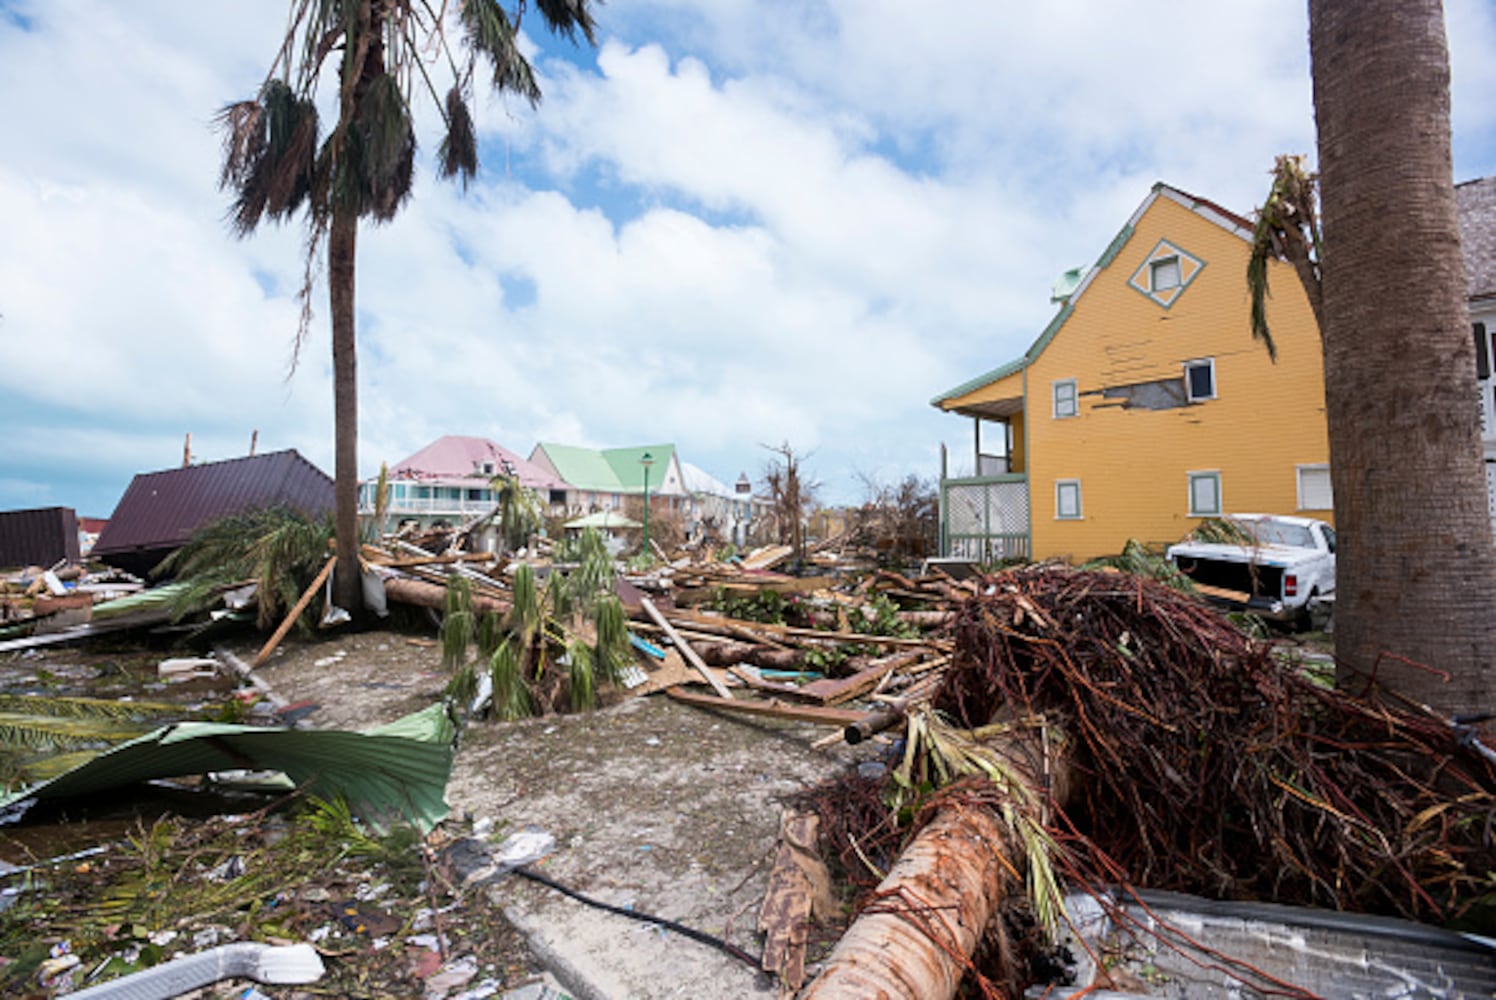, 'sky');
1,1,1494,517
